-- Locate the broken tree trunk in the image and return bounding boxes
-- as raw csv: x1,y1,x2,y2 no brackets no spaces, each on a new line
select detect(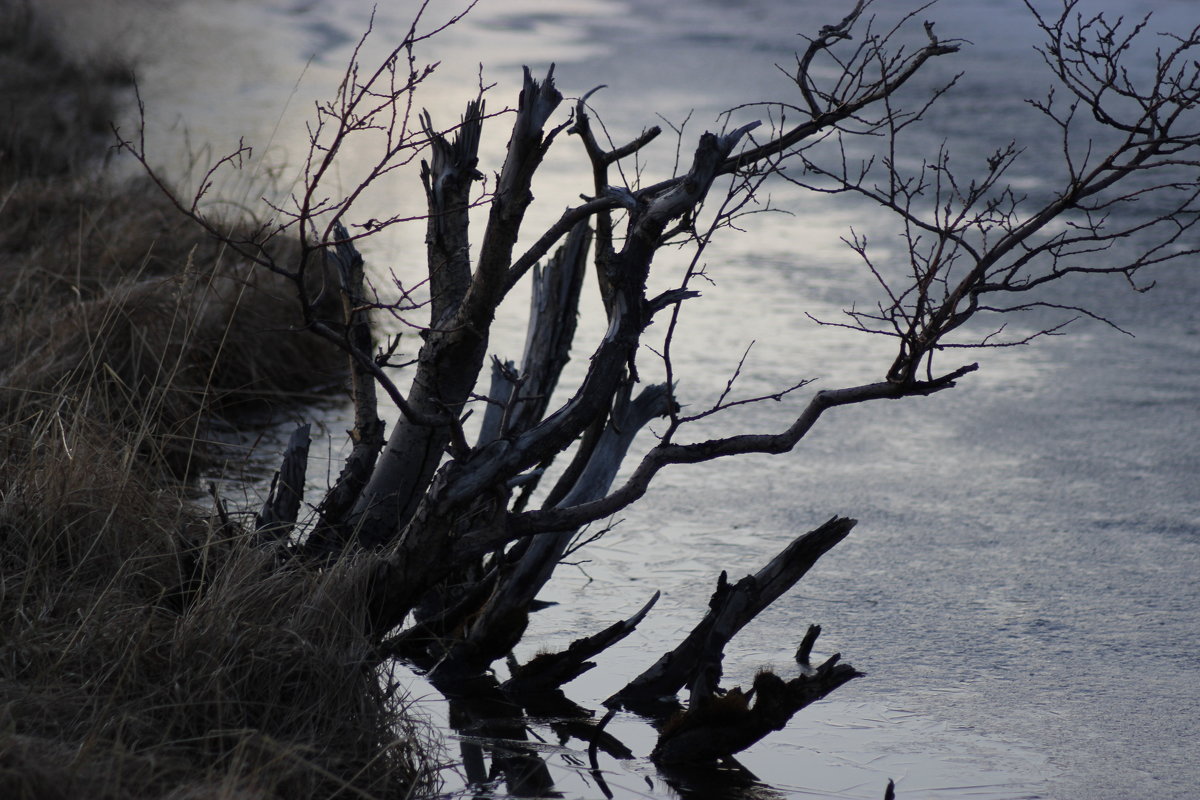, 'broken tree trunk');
348,68,566,547
427,383,671,677
478,219,592,447
346,96,487,546
384,219,597,666
338,120,769,645
255,423,311,541
304,223,386,554
608,516,857,712
651,649,861,766
501,591,661,694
